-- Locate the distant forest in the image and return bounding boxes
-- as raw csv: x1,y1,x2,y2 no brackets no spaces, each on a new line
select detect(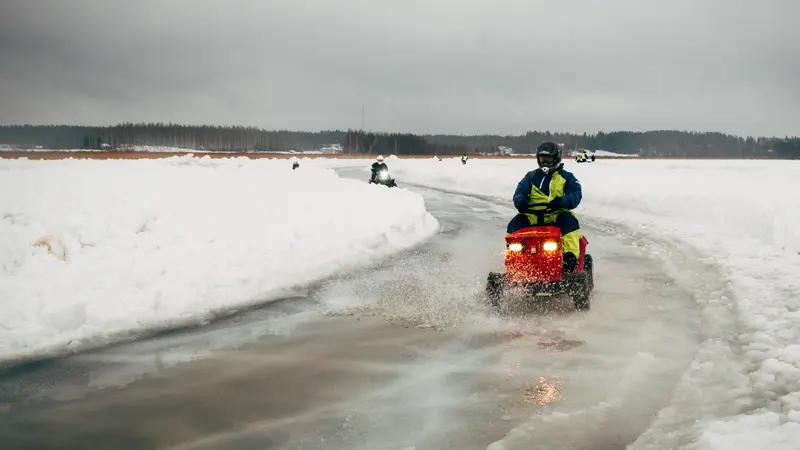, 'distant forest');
1,123,799,158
